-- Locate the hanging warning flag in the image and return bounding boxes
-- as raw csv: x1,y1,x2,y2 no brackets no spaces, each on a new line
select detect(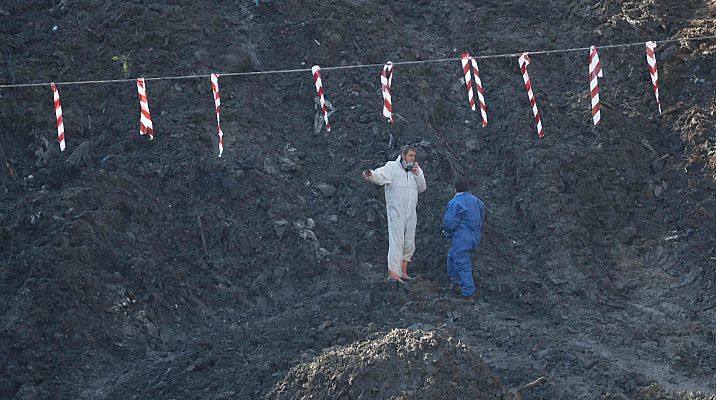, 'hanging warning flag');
588,46,603,126
50,82,66,151
645,41,662,114
137,78,154,139
381,61,394,122
311,65,331,132
471,57,488,128
460,53,488,127
461,54,476,110
210,73,224,157
518,53,544,138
